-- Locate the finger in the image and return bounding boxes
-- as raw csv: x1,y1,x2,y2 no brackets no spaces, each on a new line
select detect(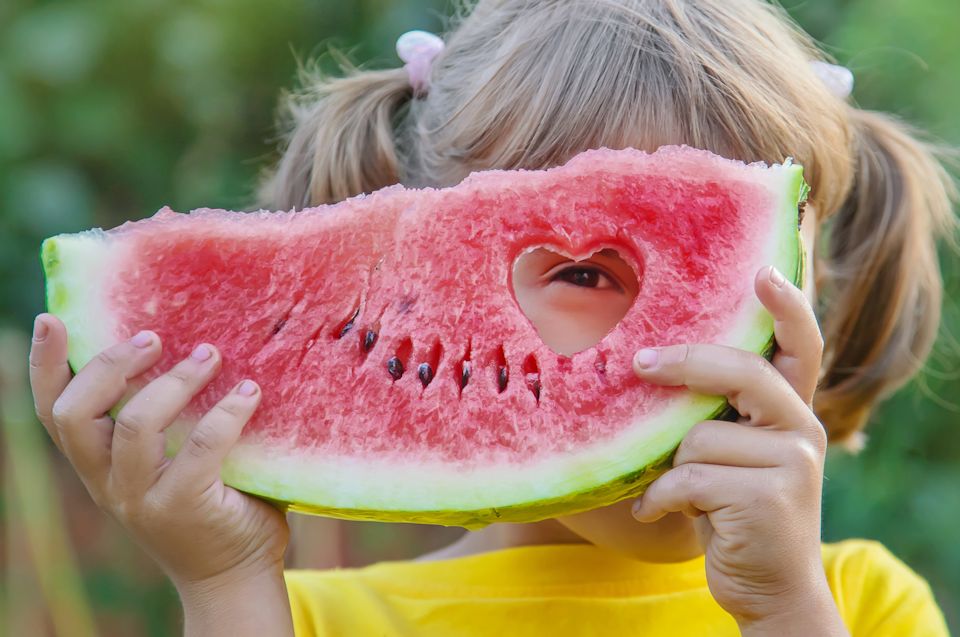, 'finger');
632,463,751,522
156,379,261,497
754,266,823,404
674,420,791,468
633,343,813,433
28,314,72,452
109,343,222,501
52,331,163,491
674,420,823,471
